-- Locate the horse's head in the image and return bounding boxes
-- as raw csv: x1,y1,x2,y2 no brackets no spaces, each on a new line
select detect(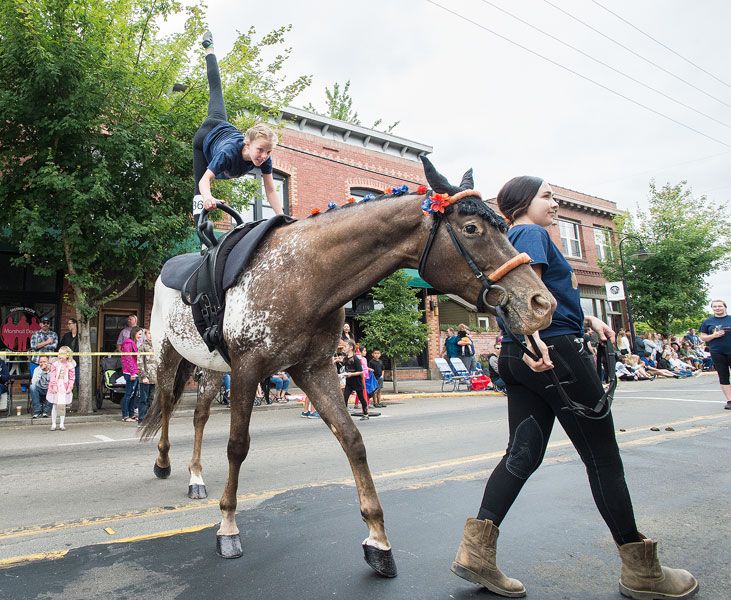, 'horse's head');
419,157,555,334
